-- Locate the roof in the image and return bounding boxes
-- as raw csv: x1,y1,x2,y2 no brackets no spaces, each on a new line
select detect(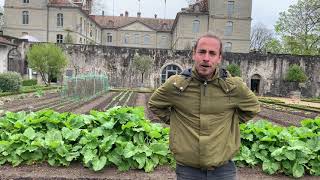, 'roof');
48,0,78,7
91,15,174,32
